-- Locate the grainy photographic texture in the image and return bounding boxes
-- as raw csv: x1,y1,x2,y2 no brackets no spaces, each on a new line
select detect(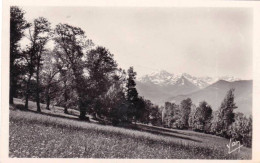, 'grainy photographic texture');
9,6,252,159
